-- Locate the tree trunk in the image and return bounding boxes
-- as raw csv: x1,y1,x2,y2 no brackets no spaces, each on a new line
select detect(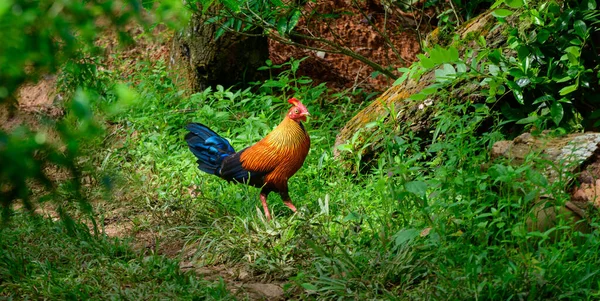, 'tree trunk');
333,11,508,171
172,9,269,91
